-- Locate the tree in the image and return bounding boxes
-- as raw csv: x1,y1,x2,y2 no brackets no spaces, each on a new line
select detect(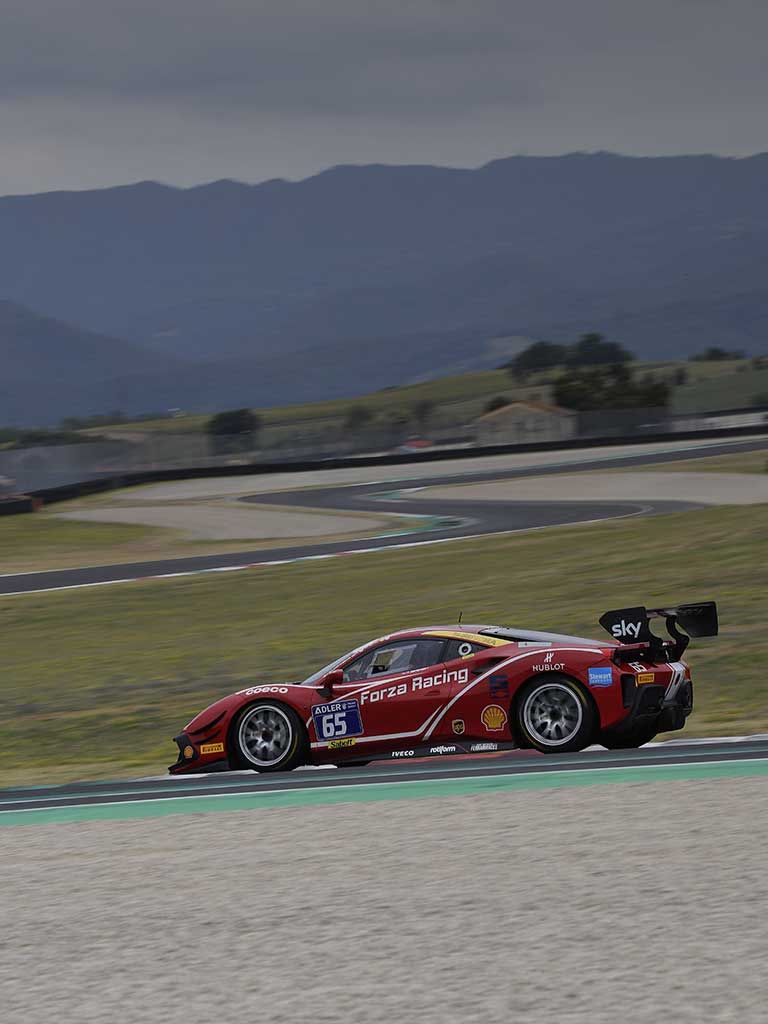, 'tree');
343,405,373,433
553,365,669,411
508,341,568,377
411,398,435,432
207,408,261,454
484,395,511,414
565,332,633,367
689,346,745,361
